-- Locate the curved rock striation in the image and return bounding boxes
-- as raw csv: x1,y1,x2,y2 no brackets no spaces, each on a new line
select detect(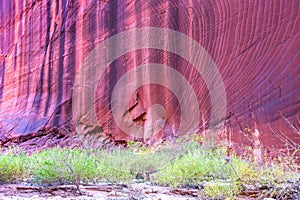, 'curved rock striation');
0,0,299,150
